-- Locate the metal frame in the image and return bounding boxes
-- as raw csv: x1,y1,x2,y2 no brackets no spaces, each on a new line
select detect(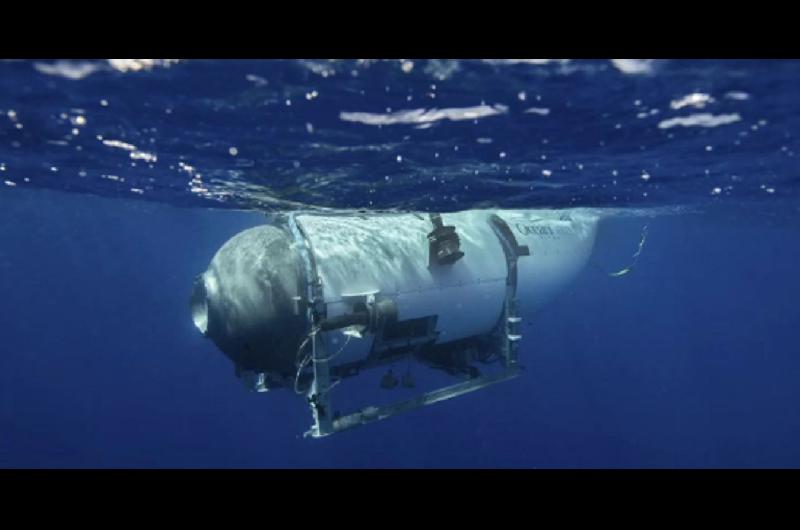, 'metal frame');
283,213,532,439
